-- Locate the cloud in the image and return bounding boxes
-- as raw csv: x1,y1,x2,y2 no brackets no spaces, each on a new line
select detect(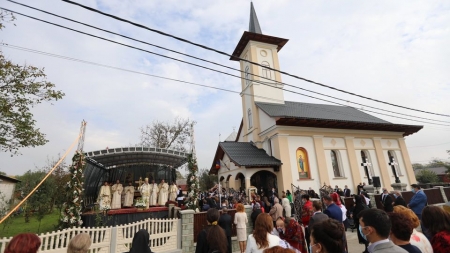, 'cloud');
1,0,449,175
